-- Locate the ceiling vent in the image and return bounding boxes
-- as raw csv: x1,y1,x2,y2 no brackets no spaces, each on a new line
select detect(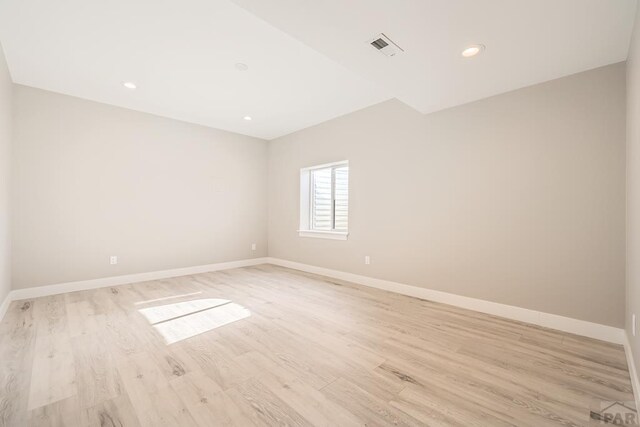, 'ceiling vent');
368,33,403,57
